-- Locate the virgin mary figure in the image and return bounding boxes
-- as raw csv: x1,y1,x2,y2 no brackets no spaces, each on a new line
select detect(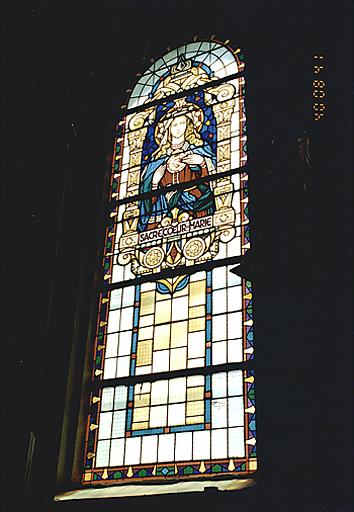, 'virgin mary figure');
138,102,216,232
